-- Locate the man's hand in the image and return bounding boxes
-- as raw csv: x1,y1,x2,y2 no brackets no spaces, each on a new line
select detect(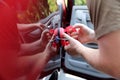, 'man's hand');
36,22,46,31
19,29,52,56
71,23,95,43
43,34,58,58
17,23,46,32
39,29,52,51
63,33,85,56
